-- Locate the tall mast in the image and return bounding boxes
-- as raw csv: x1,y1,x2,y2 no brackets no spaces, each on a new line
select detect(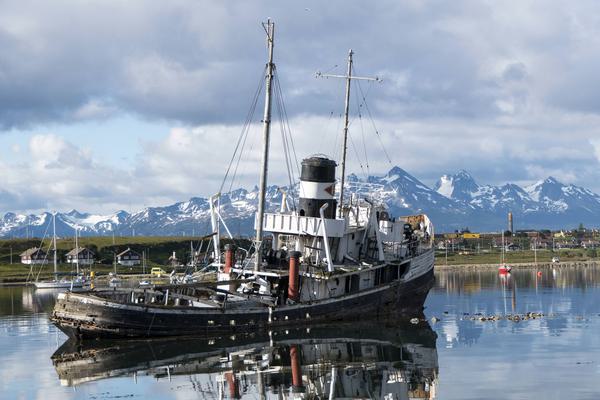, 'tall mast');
339,49,353,218
316,53,380,218
255,19,275,272
52,212,57,275
75,228,79,275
